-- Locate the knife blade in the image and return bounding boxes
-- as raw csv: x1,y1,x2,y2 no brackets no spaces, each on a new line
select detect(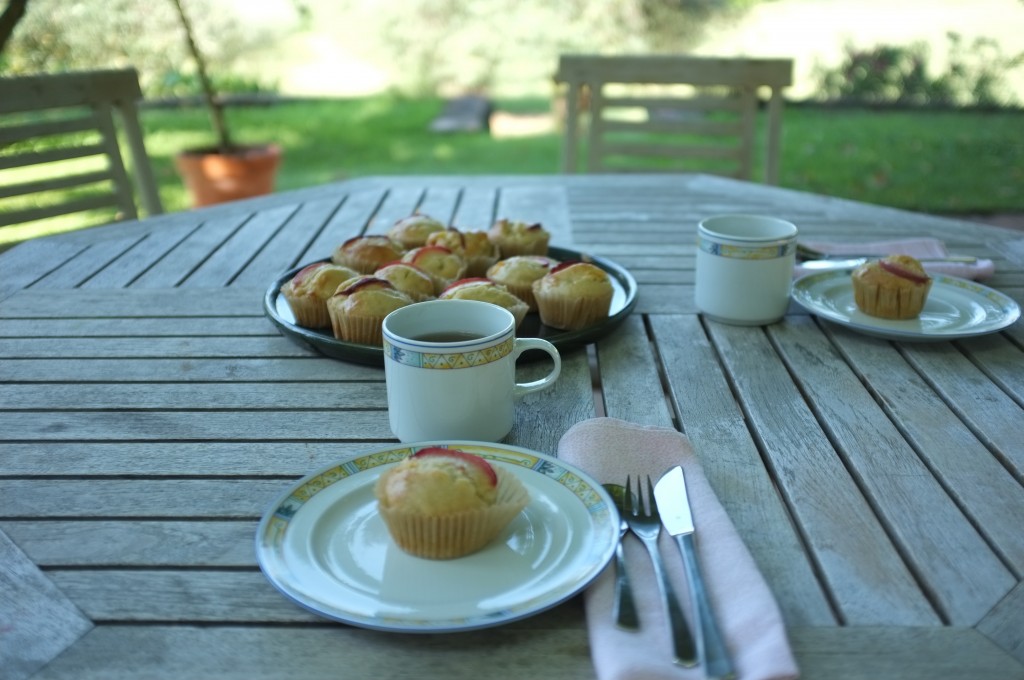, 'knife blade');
800,255,978,271
655,466,735,680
